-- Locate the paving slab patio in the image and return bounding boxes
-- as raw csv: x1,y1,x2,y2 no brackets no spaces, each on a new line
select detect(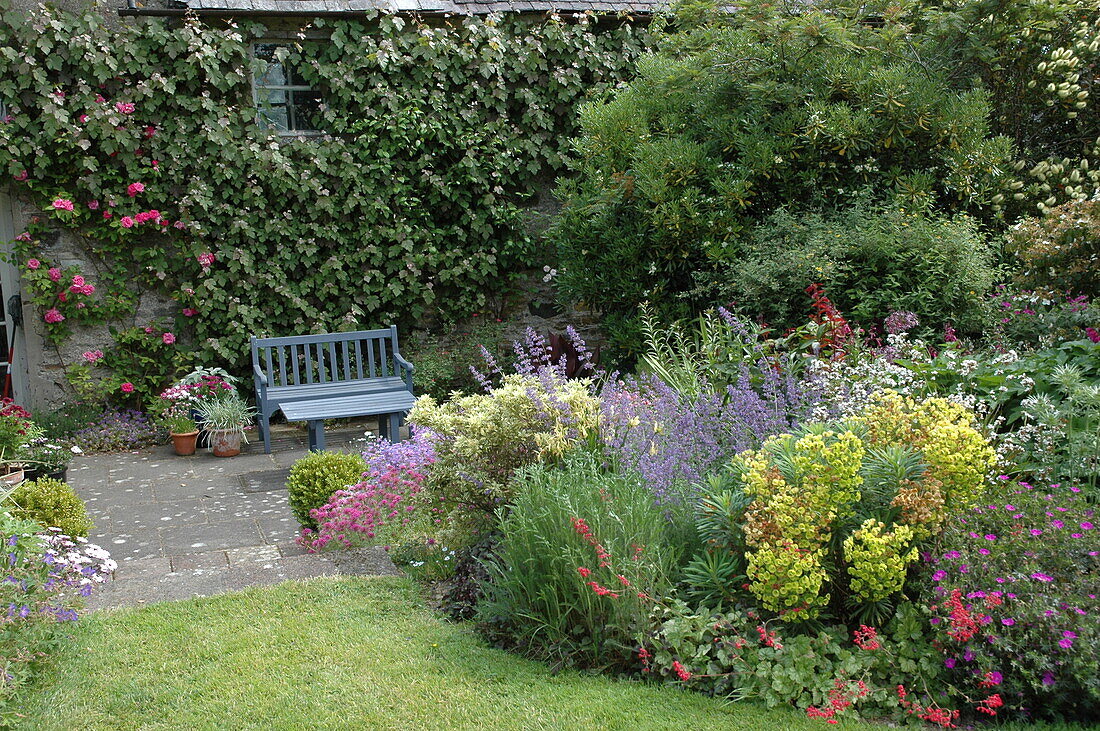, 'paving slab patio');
73,422,403,610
